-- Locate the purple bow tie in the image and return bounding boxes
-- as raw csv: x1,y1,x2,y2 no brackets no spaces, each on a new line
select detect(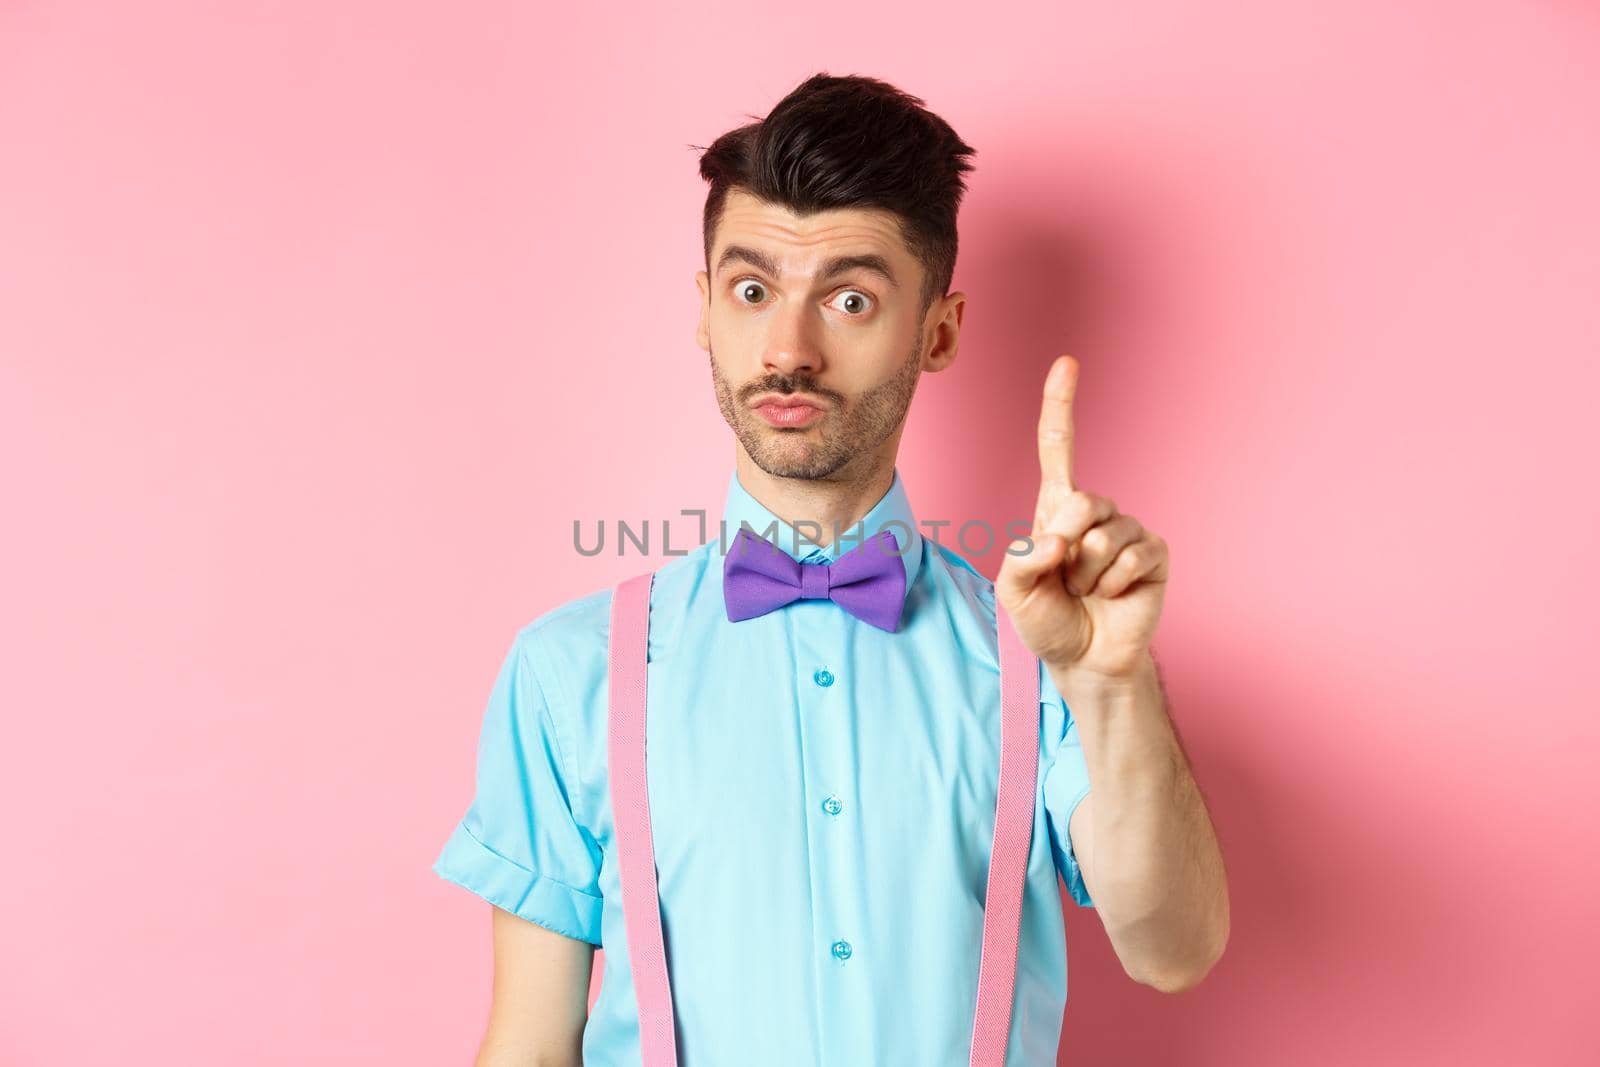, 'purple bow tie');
723,526,908,633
